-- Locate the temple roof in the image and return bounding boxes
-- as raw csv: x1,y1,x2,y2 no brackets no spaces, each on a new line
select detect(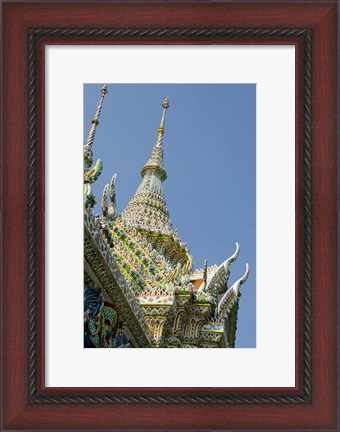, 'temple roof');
84,85,250,348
